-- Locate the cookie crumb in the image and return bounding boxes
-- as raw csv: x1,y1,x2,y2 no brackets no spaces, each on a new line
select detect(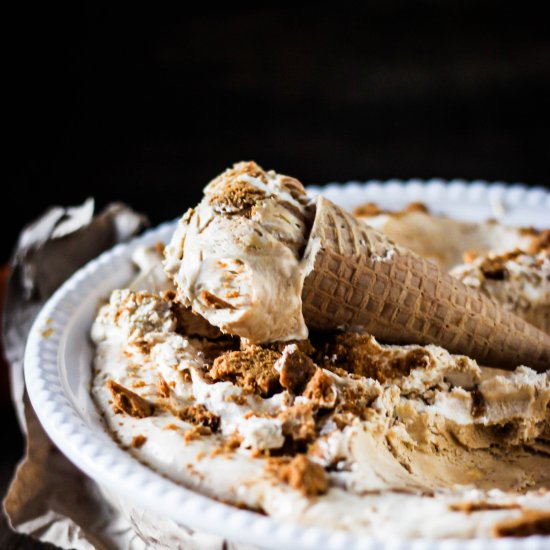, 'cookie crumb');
157,376,171,398
277,344,316,393
279,403,316,442
131,435,147,448
321,333,431,382
479,256,509,280
405,202,429,213
450,501,520,514
211,432,243,457
208,162,267,215
210,348,281,397
302,370,337,409
270,455,328,497
107,379,155,418
527,229,550,254
492,510,550,537
471,388,486,418
353,202,382,217
183,425,213,443
175,404,220,432
201,290,234,310
155,241,165,255
224,393,249,406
